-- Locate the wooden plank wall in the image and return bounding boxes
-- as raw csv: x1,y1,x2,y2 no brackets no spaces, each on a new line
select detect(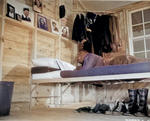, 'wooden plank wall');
42,0,59,20
2,23,32,102
36,33,59,58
